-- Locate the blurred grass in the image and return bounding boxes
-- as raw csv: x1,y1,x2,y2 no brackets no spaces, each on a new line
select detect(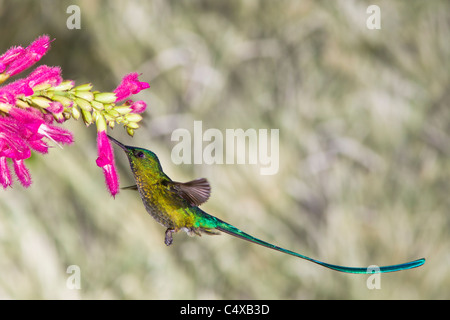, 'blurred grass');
0,0,449,299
